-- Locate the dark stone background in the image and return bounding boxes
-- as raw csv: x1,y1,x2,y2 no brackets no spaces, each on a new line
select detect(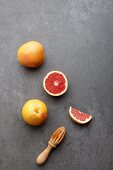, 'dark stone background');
0,0,113,170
